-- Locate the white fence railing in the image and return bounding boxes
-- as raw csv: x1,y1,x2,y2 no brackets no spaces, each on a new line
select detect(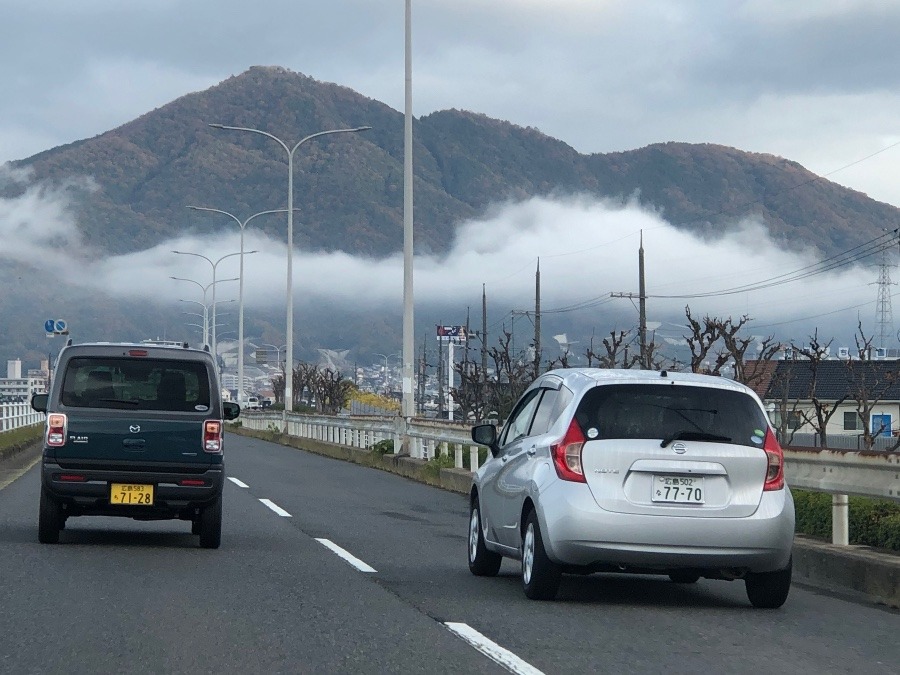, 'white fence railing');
0,402,44,433
240,411,900,547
